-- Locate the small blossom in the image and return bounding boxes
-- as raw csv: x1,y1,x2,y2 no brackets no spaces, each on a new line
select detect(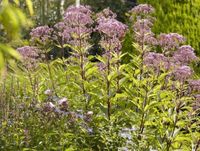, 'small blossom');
44,89,52,96
30,26,53,45
158,33,186,51
58,98,68,111
43,102,55,112
173,45,198,64
130,4,155,15
173,66,193,82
